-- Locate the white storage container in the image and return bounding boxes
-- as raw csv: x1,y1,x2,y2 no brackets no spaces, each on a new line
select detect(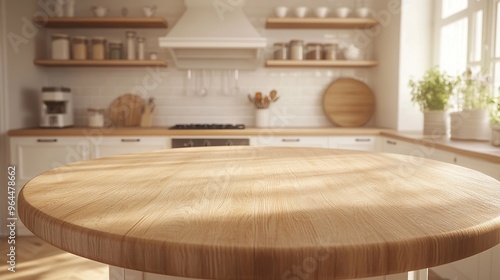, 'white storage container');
51,33,70,60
